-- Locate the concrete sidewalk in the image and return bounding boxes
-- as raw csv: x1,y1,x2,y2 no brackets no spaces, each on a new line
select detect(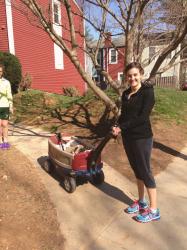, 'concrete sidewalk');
9,124,187,250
